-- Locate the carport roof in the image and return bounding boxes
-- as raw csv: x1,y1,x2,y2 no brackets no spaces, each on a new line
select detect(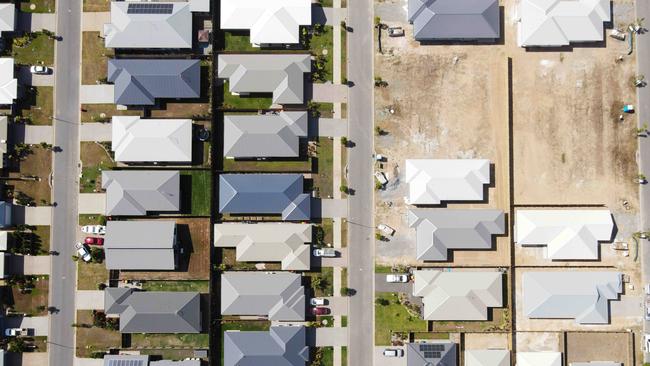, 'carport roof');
465,350,510,366
224,112,308,158
515,209,614,260
103,2,192,48
218,54,311,104
214,223,312,270
102,170,180,216
408,209,505,261
219,174,310,220
522,271,622,324
111,116,192,163
224,326,309,366
413,270,503,320
408,0,499,40
108,59,200,106
104,288,201,333
221,271,305,320
405,159,491,205
406,341,457,366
